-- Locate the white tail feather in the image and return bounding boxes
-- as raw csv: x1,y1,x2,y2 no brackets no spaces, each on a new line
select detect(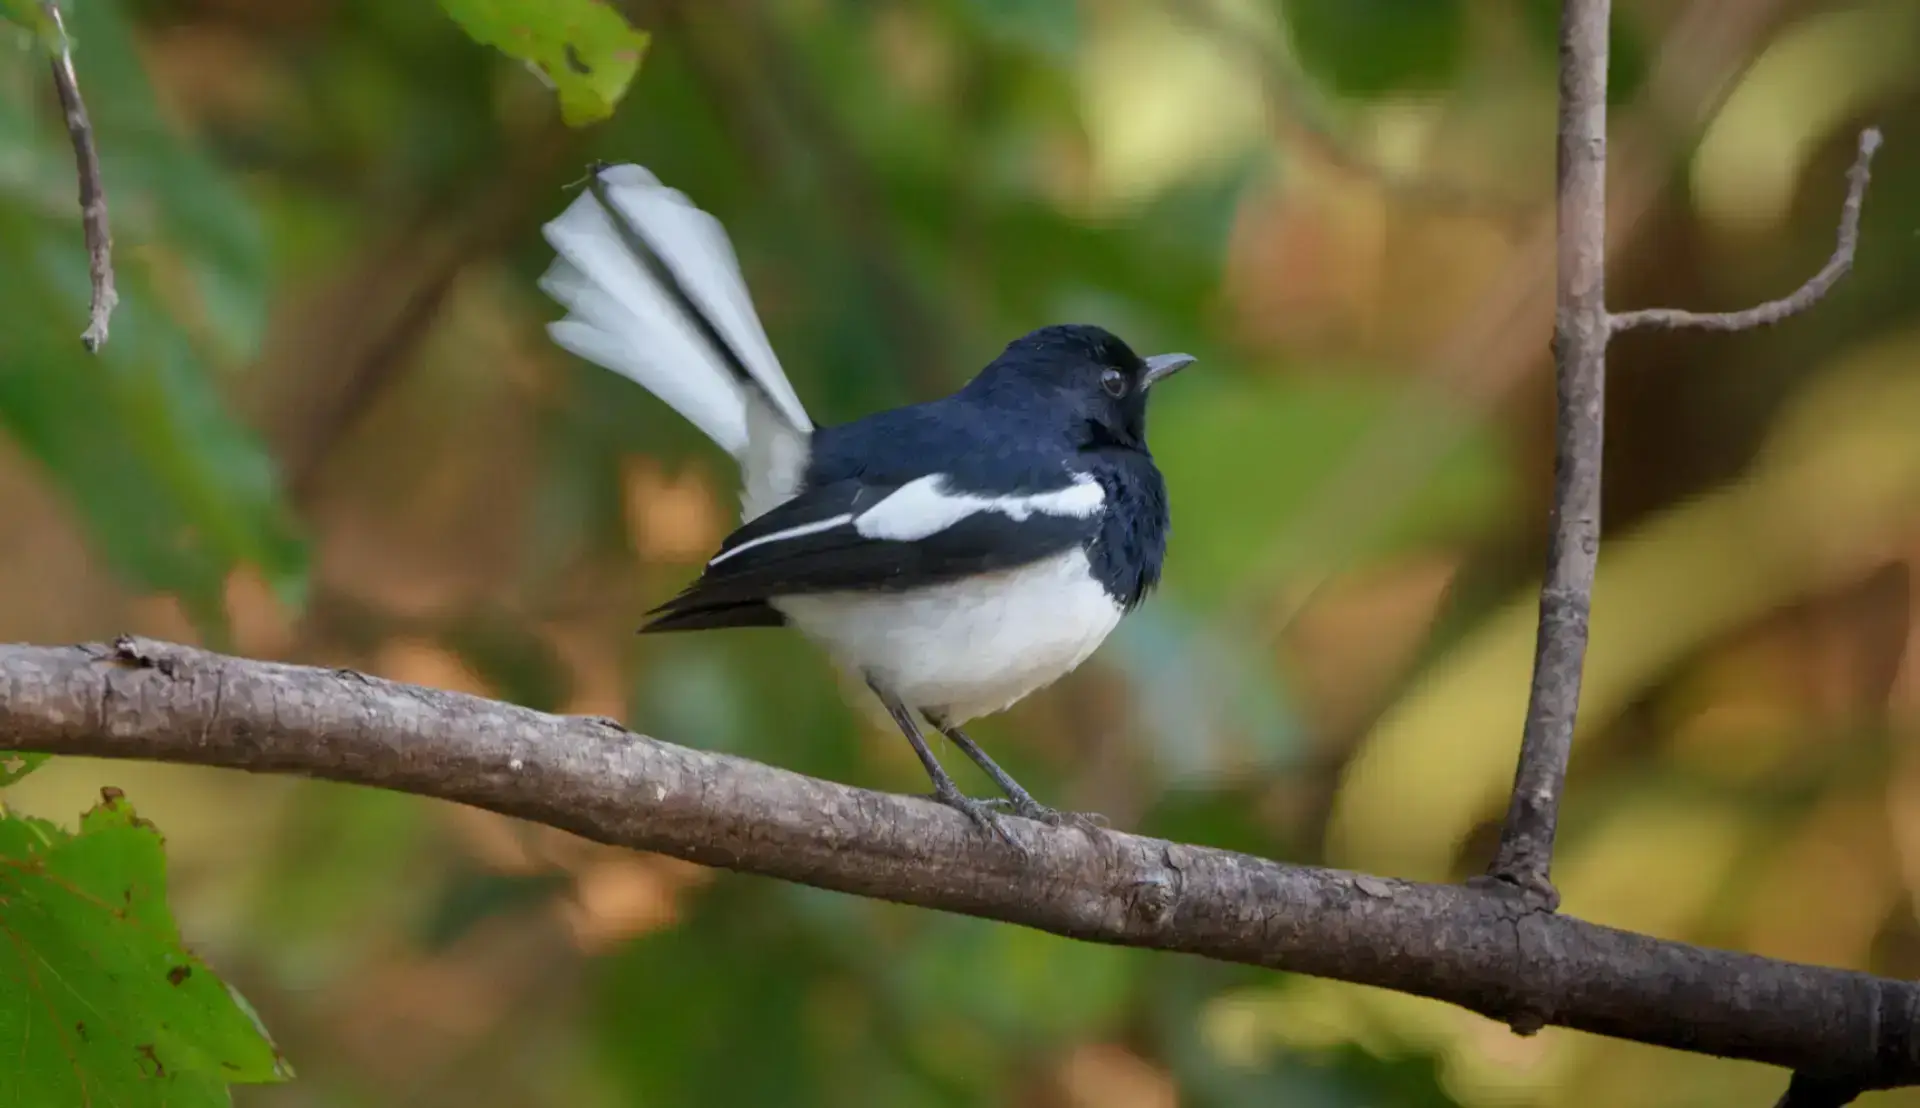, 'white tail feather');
540,165,811,520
